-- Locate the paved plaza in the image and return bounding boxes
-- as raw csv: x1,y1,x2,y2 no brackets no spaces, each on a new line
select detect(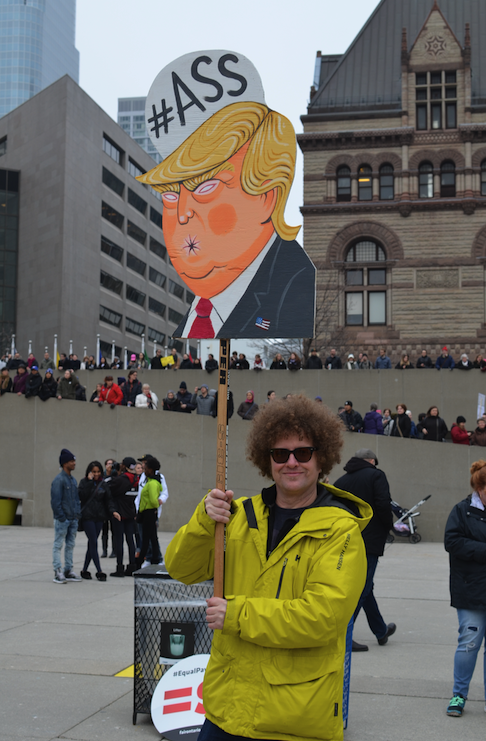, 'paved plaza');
0,525,484,740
